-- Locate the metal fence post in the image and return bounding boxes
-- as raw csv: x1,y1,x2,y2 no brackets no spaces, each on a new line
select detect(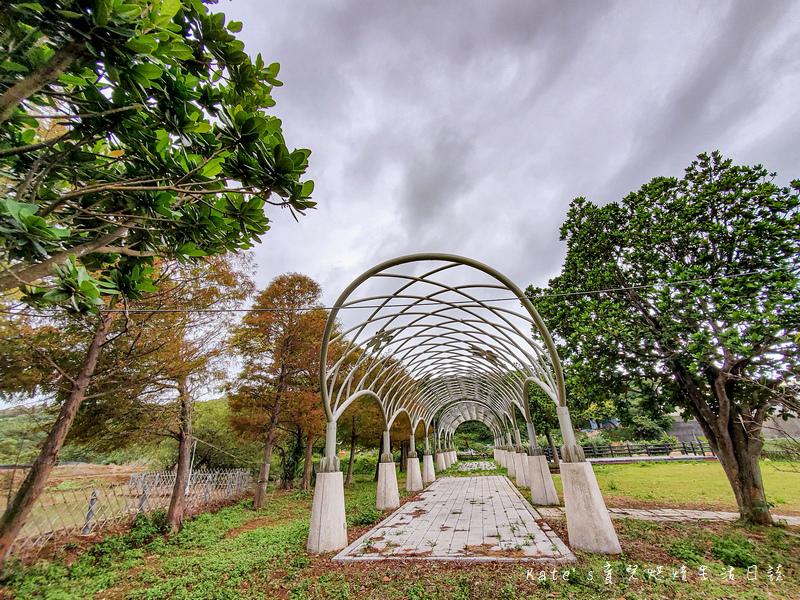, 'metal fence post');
138,484,149,513
82,490,98,534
